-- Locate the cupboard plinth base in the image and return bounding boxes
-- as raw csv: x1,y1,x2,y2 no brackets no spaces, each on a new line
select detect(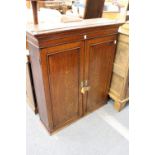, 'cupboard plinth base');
41,100,108,135
109,92,129,112
114,99,128,112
